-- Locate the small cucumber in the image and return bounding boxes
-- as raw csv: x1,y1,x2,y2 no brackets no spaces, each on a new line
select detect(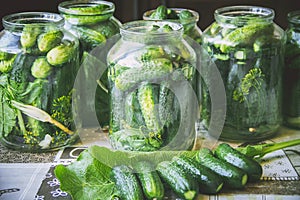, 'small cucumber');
124,90,145,129
156,161,198,200
114,58,173,91
136,161,164,200
196,148,248,189
138,83,162,147
172,156,224,194
110,165,144,200
214,143,263,182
